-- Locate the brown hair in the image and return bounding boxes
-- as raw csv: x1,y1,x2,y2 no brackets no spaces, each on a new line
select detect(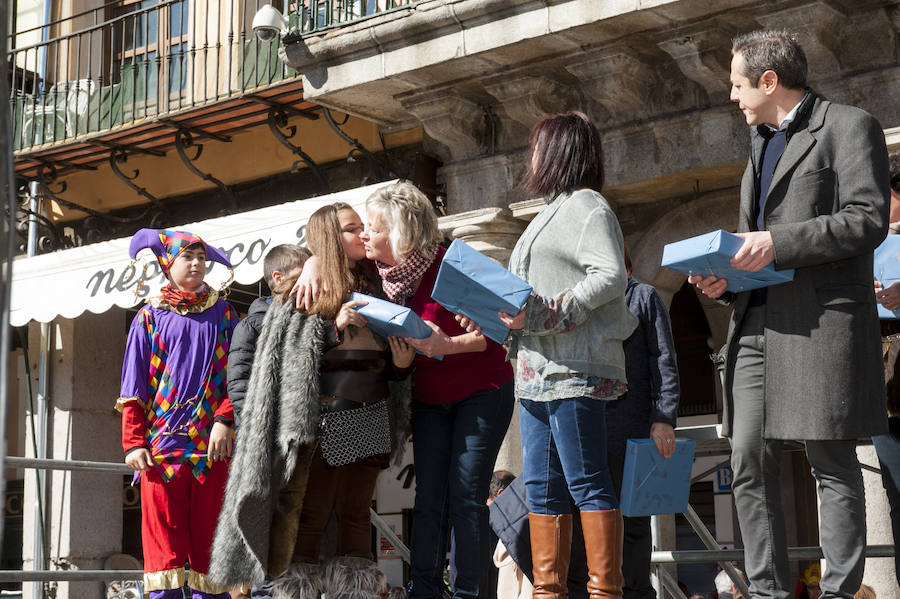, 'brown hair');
732,29,808,90
854,585,876,599
281,202,356,319
521,111,604,201
263,244,311,290
489,470,516,501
